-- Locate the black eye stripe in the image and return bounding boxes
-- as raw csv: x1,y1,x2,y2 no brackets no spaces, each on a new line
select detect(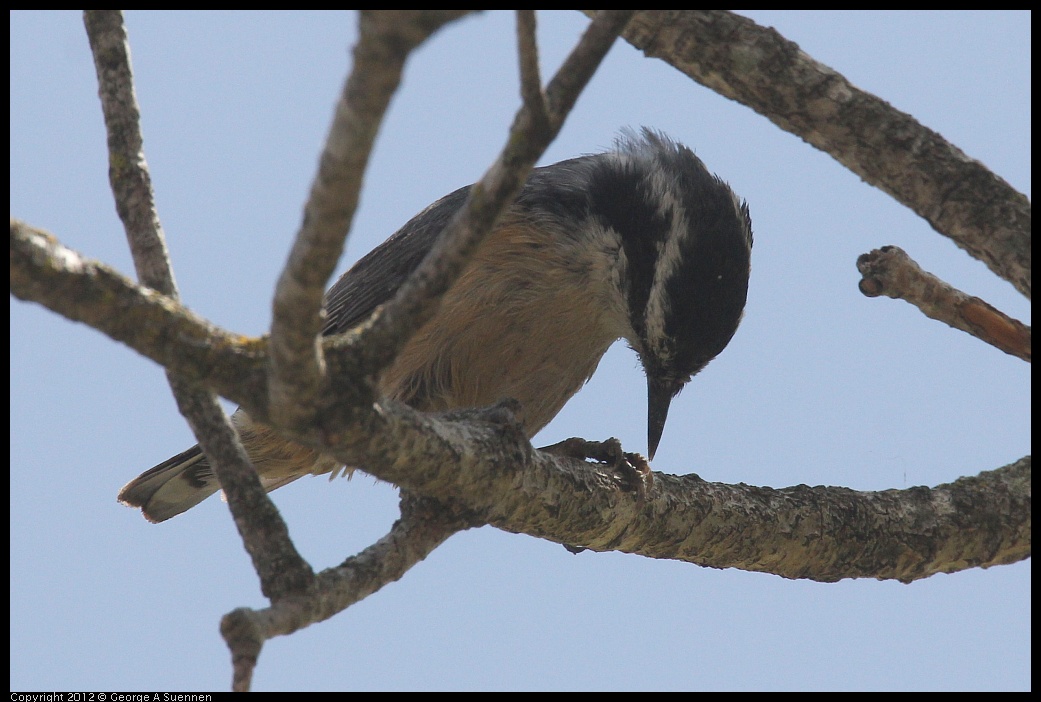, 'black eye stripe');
587,166,670,341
